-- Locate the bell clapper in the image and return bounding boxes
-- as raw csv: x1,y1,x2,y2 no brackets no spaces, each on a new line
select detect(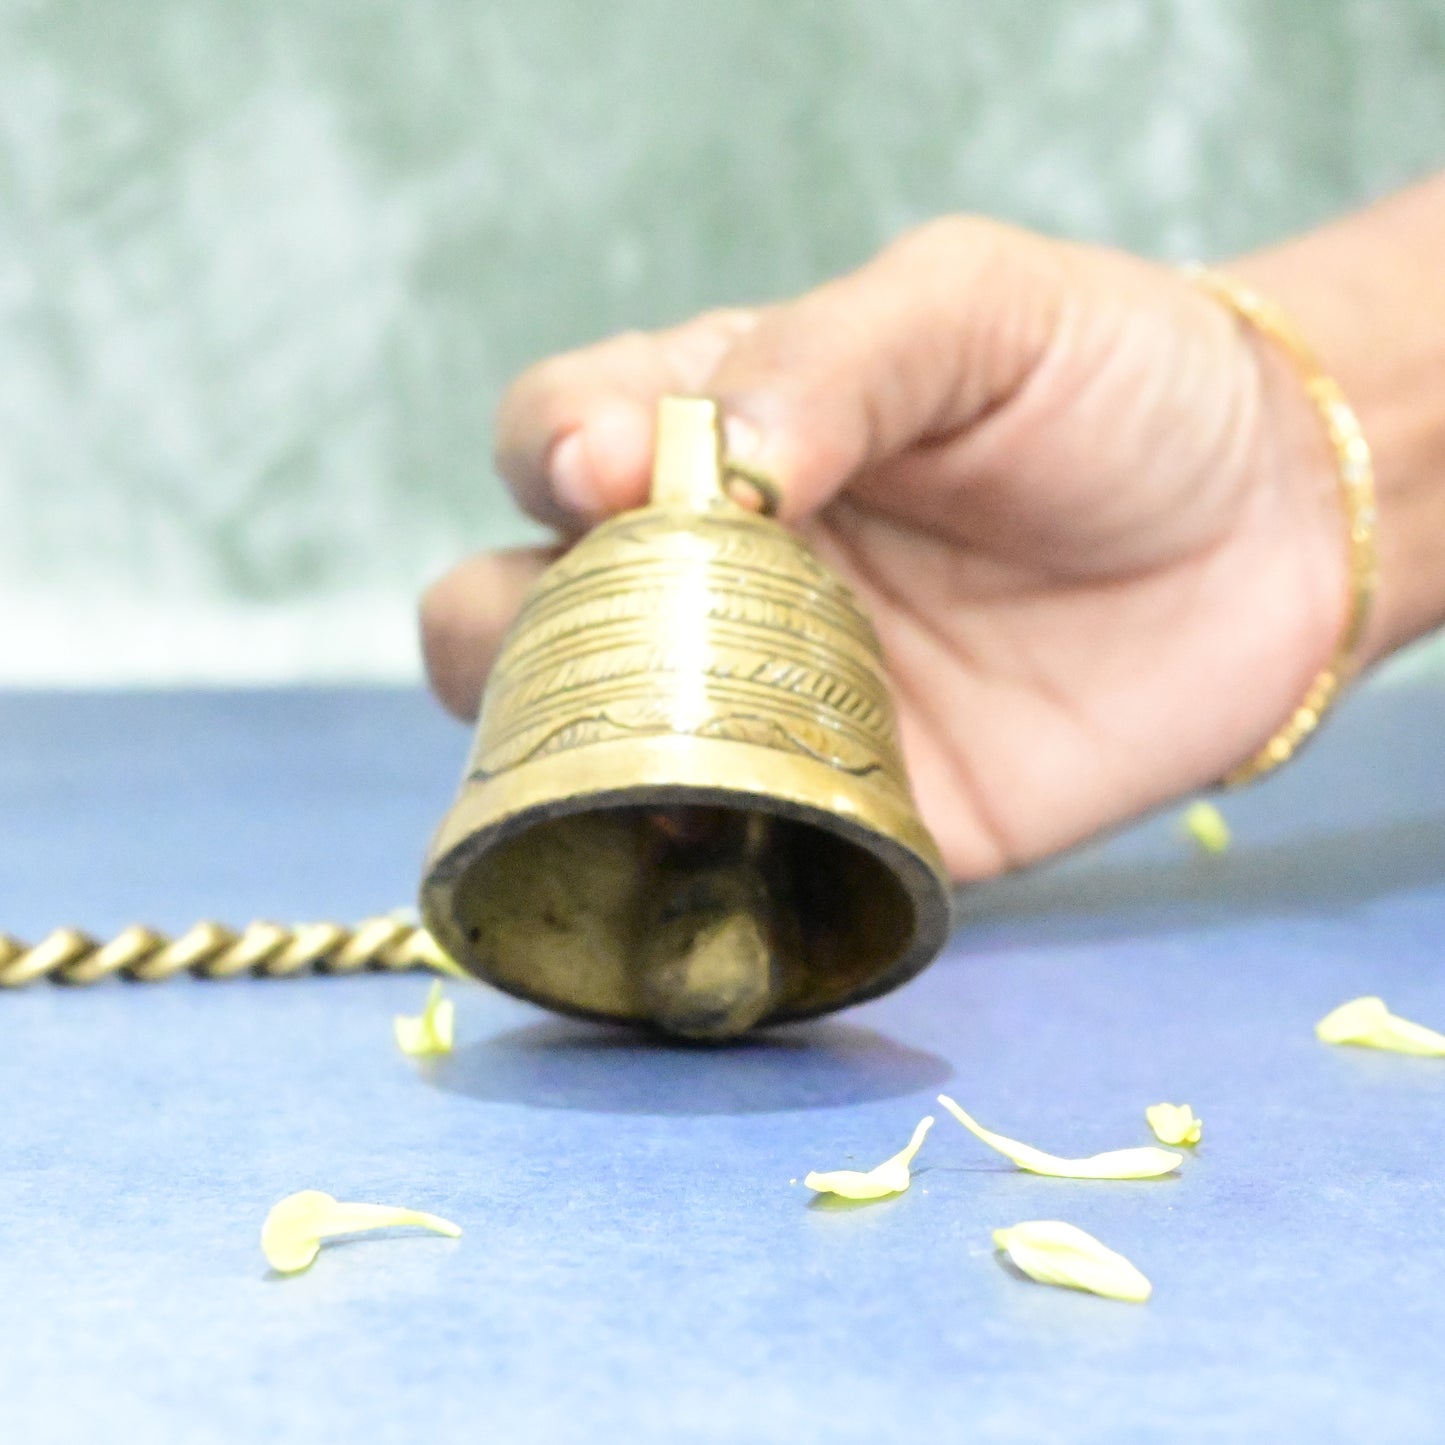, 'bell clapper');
636,809,785,1042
